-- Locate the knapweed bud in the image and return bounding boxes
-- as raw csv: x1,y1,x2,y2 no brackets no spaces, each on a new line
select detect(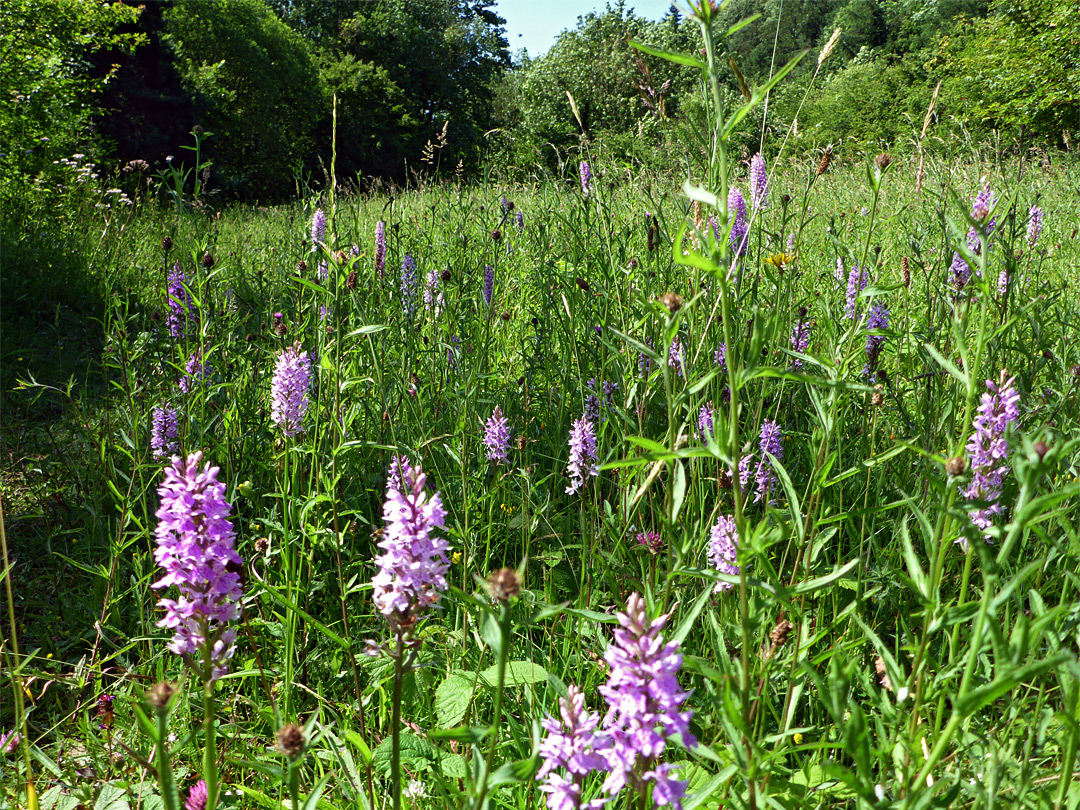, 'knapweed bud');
440,269,452,282
201,252,214,269
945,456,967,477
491,229,502,242
276,723,306,759
162,236,173,252
575,277,590,292
659,291,682,314
146,682,176,712
485,567,522,603
296,259,307,274
875,153,893,171
901,256,911,288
